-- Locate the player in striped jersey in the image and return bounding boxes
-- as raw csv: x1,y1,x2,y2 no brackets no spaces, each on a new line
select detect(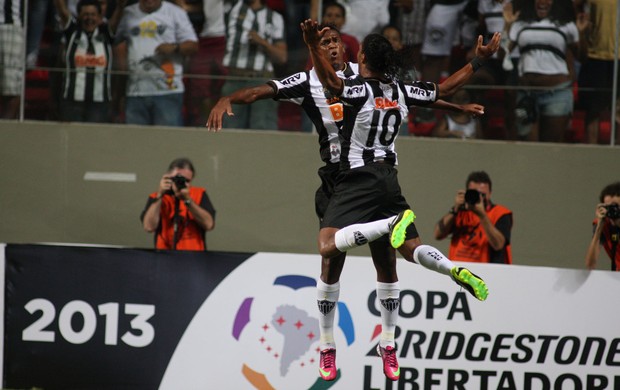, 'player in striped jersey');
303,19,500,381
209,24,493,382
